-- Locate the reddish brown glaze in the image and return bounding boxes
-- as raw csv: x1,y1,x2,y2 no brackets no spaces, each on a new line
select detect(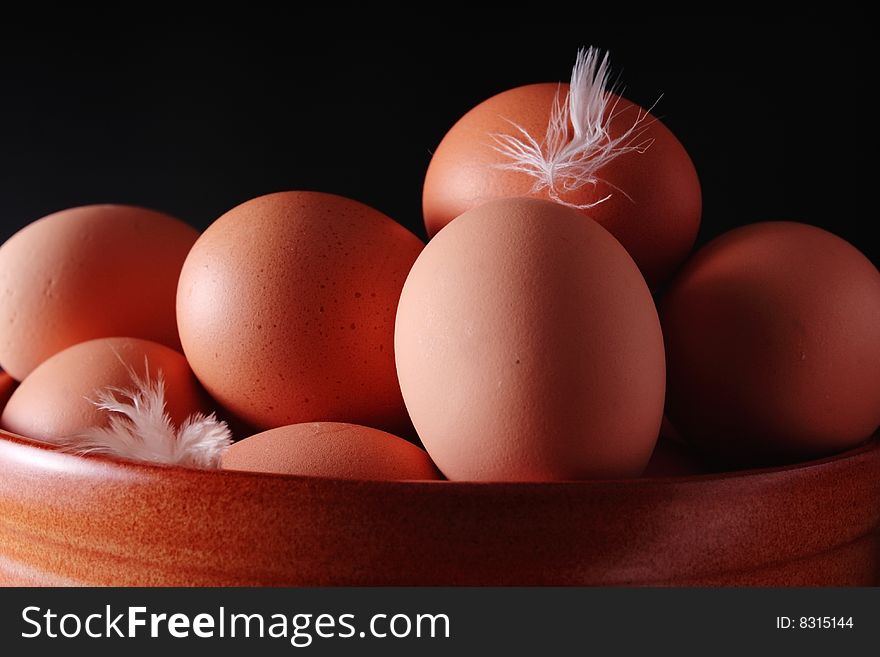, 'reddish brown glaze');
1,428,877,586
